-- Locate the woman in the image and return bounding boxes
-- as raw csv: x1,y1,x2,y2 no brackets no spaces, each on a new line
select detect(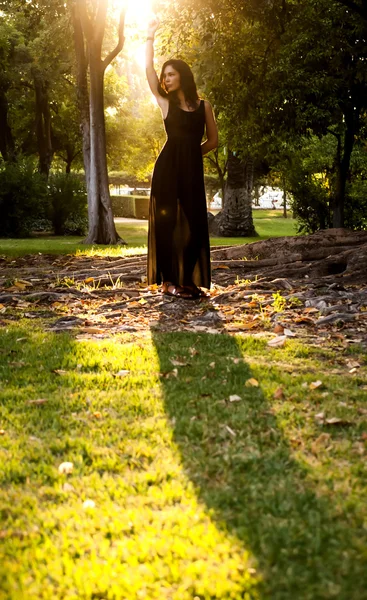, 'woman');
145,18,218,299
